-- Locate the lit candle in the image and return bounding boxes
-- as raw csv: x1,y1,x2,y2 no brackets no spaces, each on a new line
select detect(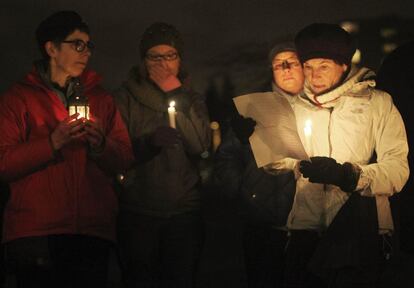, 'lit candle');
168,101,176,128
304,119,313,156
